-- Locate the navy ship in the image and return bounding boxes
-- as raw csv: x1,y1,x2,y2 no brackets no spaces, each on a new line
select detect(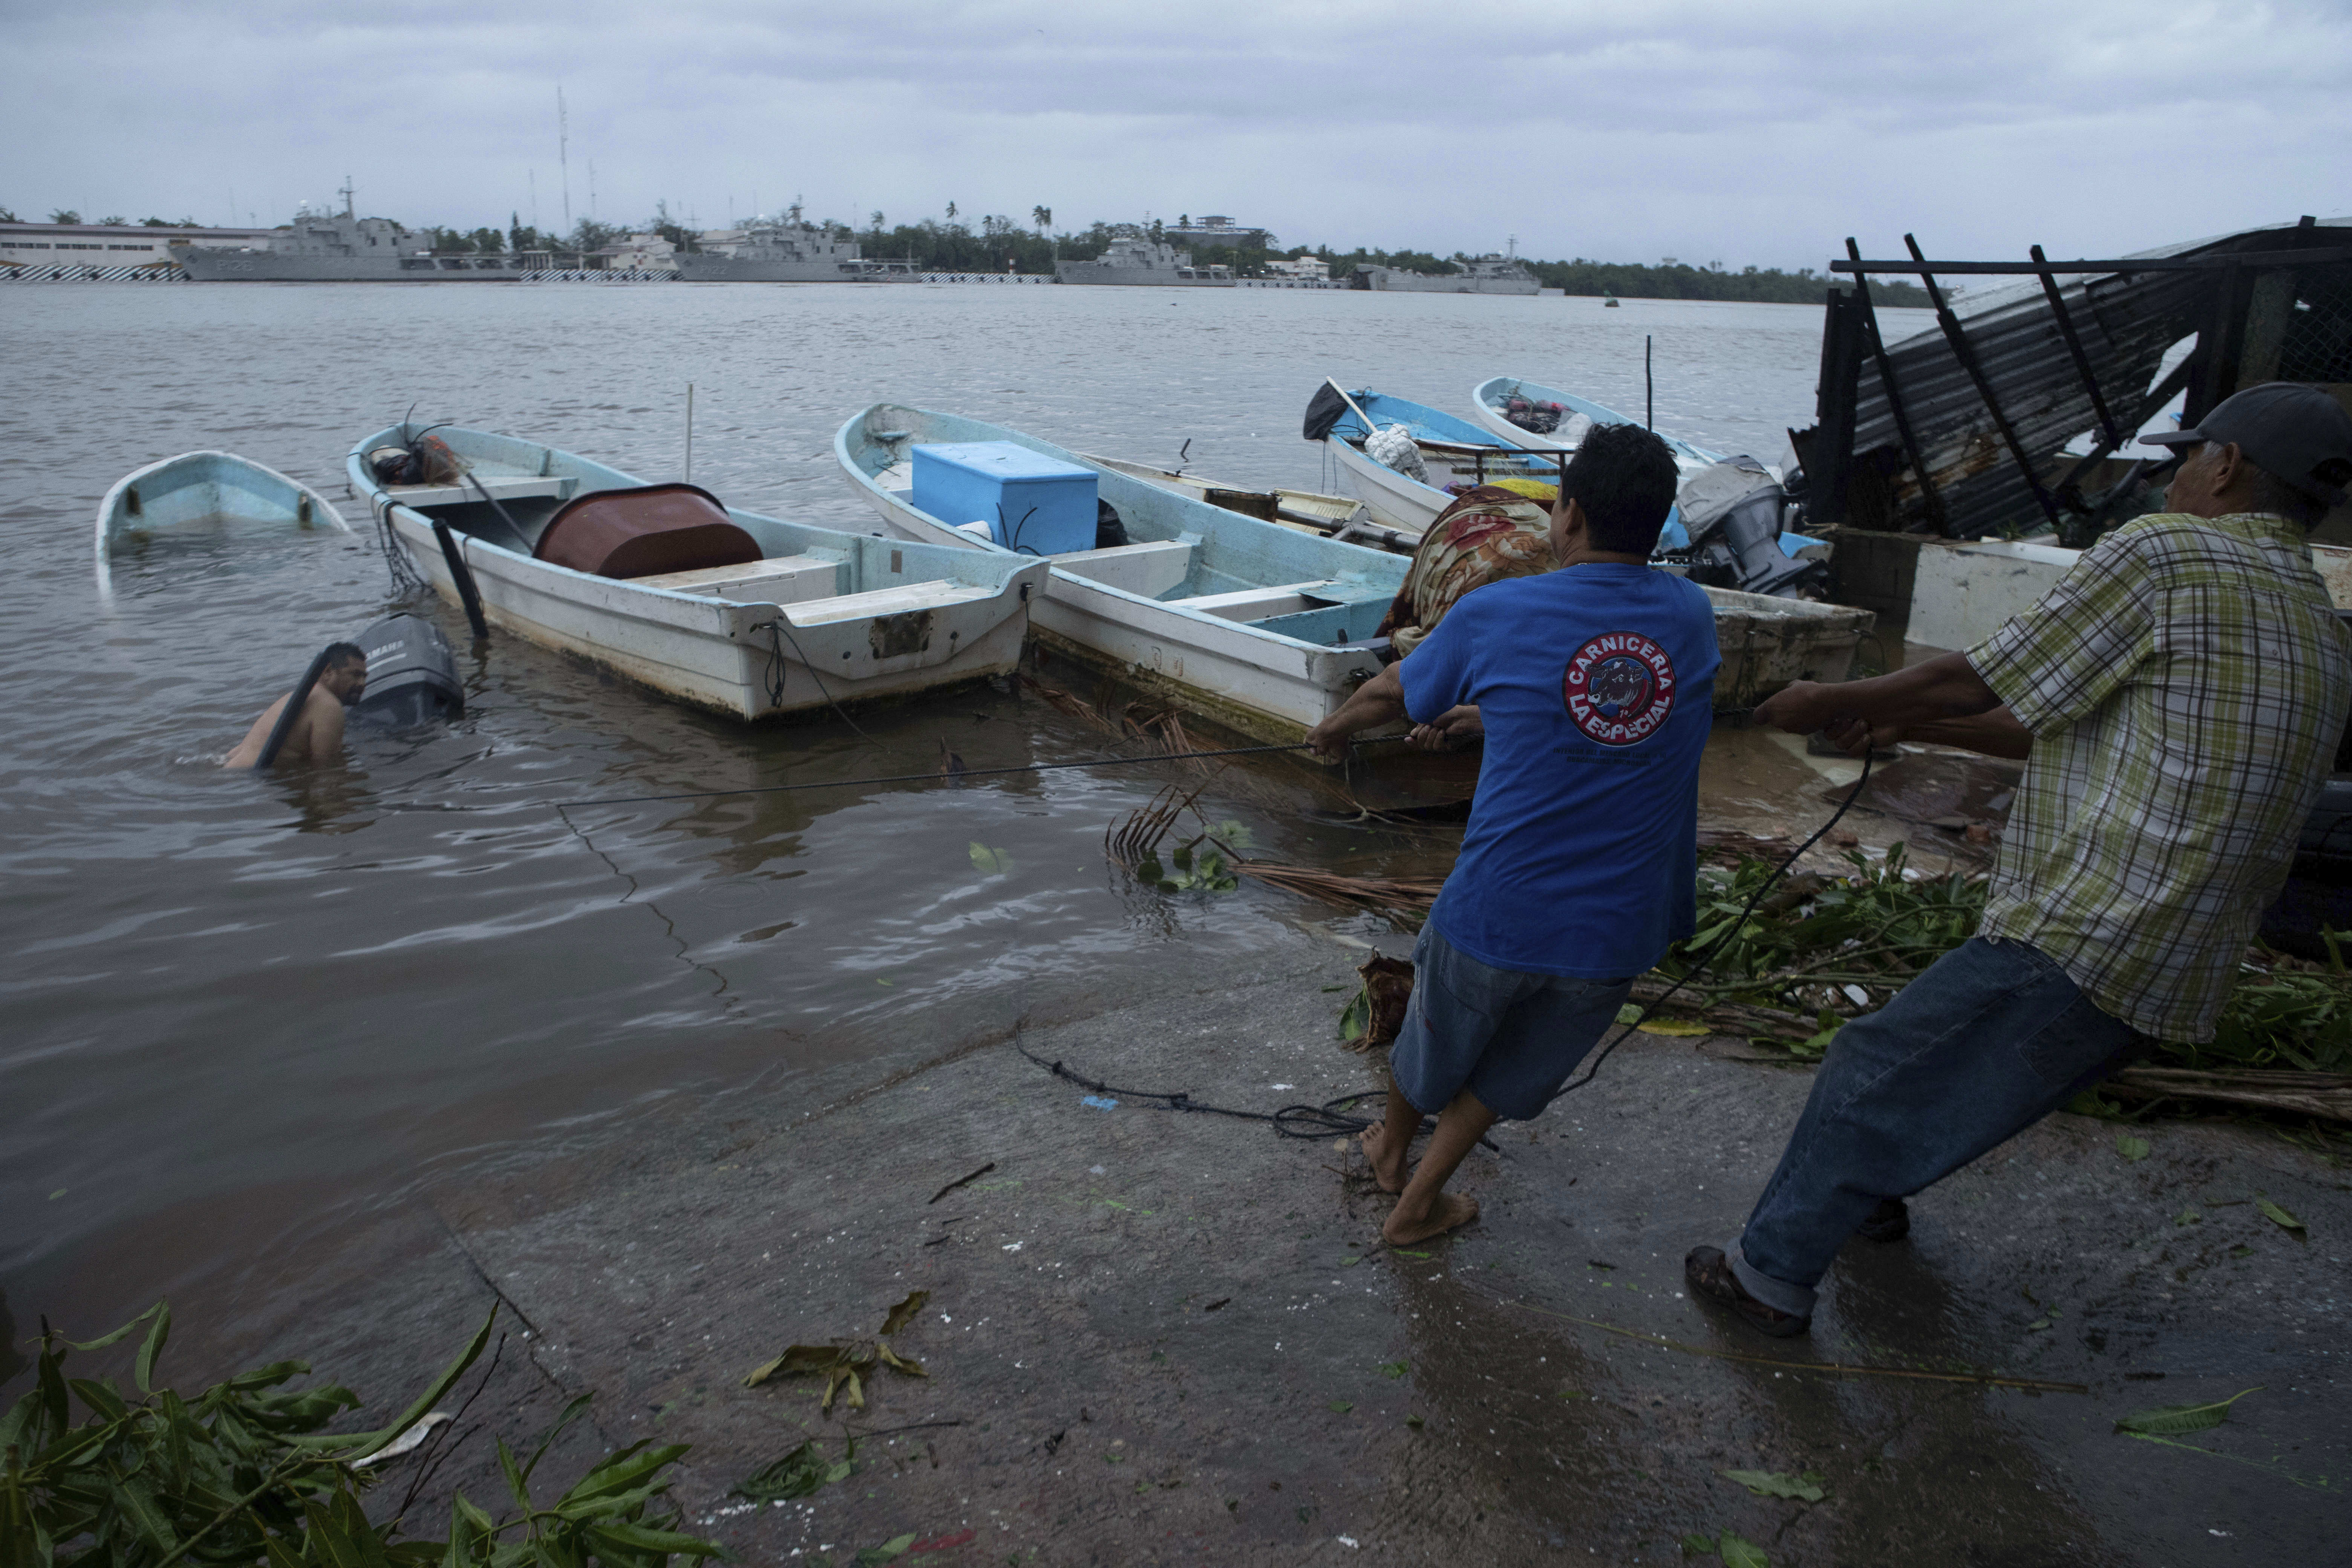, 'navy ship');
1054,237,1235,287
1351,254,1540,295
676,207,909,282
